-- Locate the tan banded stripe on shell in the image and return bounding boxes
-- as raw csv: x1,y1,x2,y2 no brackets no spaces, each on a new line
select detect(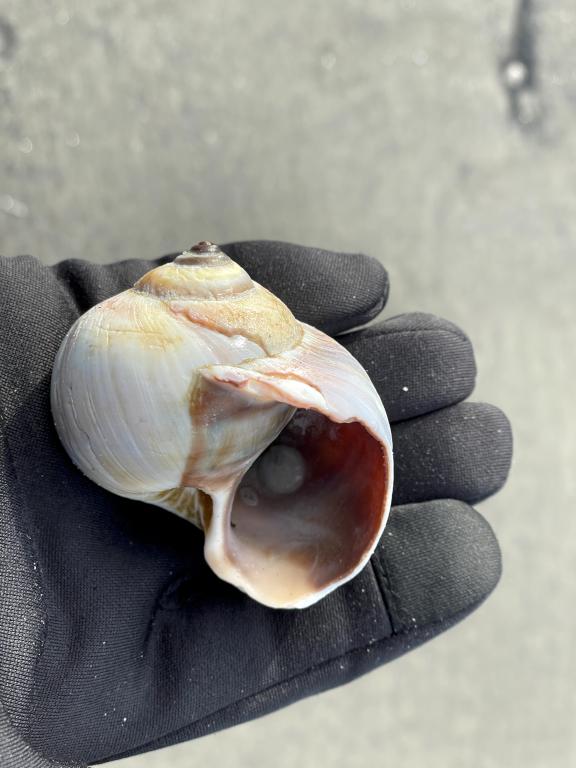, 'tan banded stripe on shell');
133,244,303,356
